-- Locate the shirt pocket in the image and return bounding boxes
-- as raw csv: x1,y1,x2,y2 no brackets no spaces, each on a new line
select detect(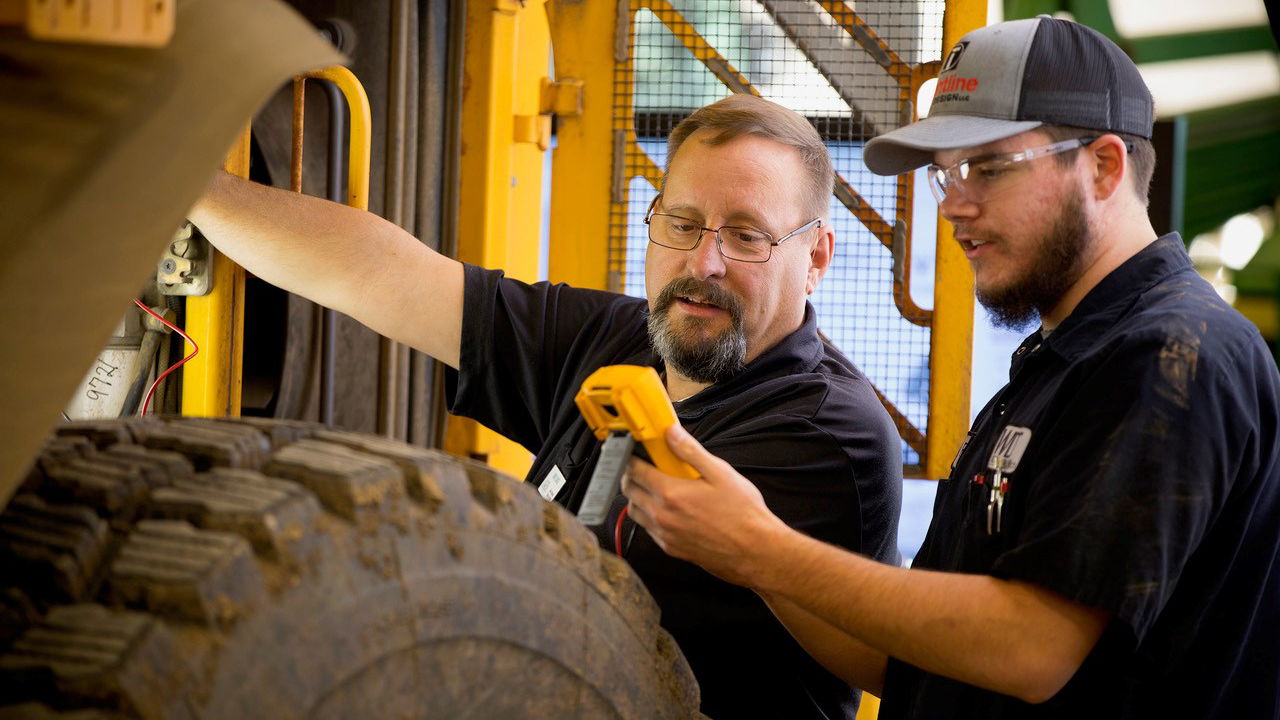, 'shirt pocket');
540,426,601,509
958,475,1018,568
